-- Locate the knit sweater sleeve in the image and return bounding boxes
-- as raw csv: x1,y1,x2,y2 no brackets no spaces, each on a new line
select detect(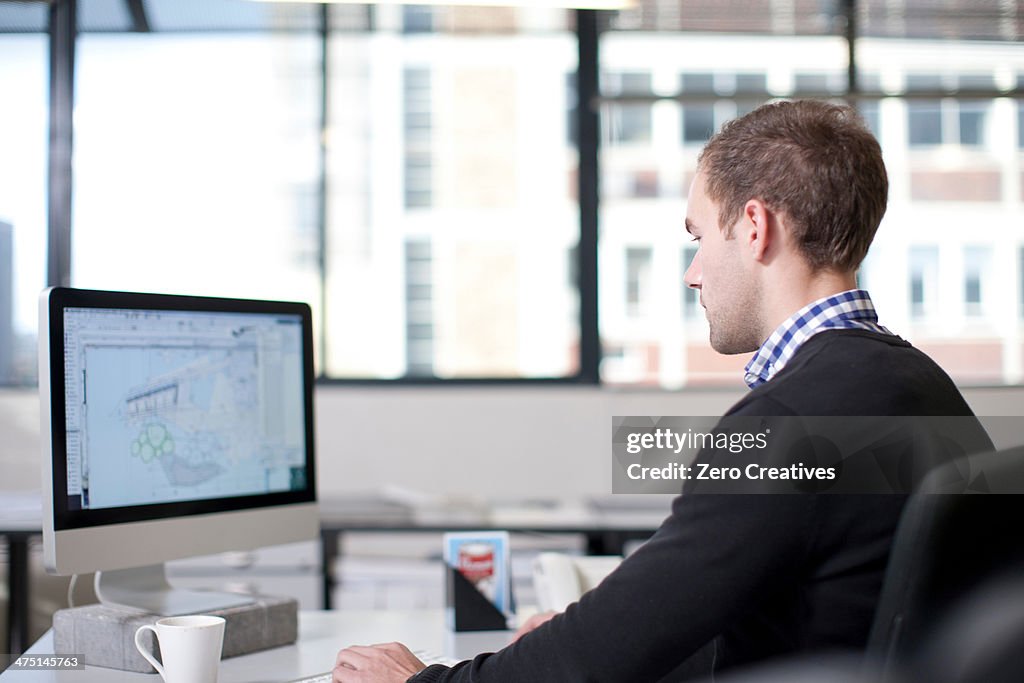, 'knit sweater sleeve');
408,486,813,682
